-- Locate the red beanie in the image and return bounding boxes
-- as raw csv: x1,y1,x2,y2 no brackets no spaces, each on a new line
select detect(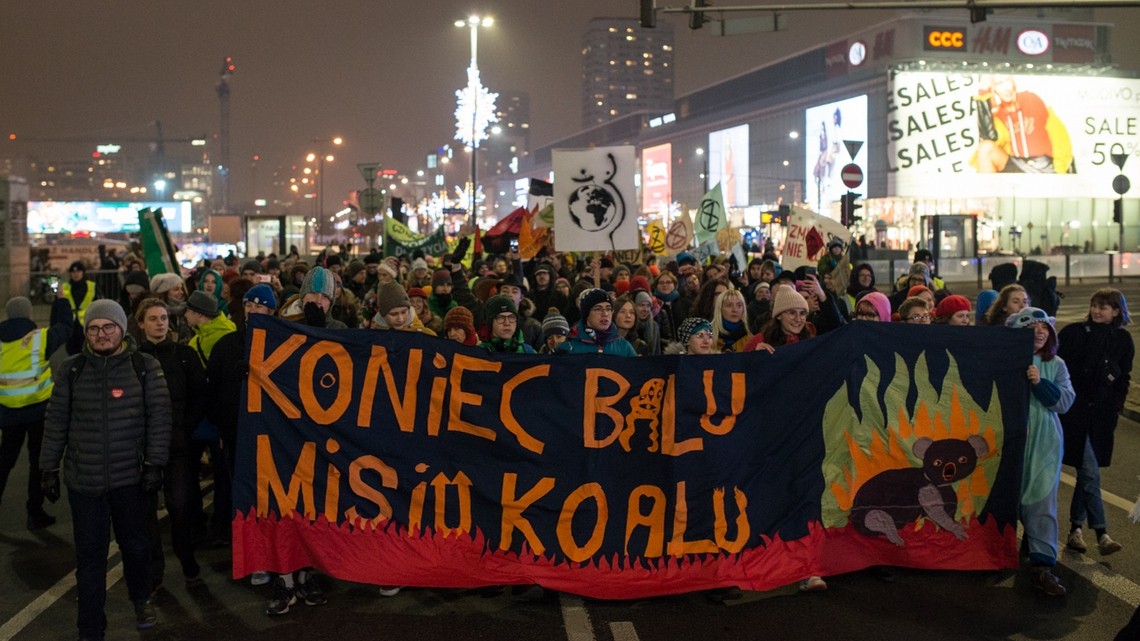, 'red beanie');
614,280,631,296
629,275,651,294
907,285,932,298
935,294,971,319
